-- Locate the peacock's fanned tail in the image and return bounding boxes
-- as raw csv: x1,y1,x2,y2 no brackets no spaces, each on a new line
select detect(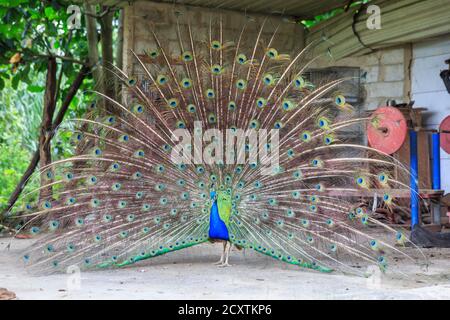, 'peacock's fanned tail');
9,16,426,276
